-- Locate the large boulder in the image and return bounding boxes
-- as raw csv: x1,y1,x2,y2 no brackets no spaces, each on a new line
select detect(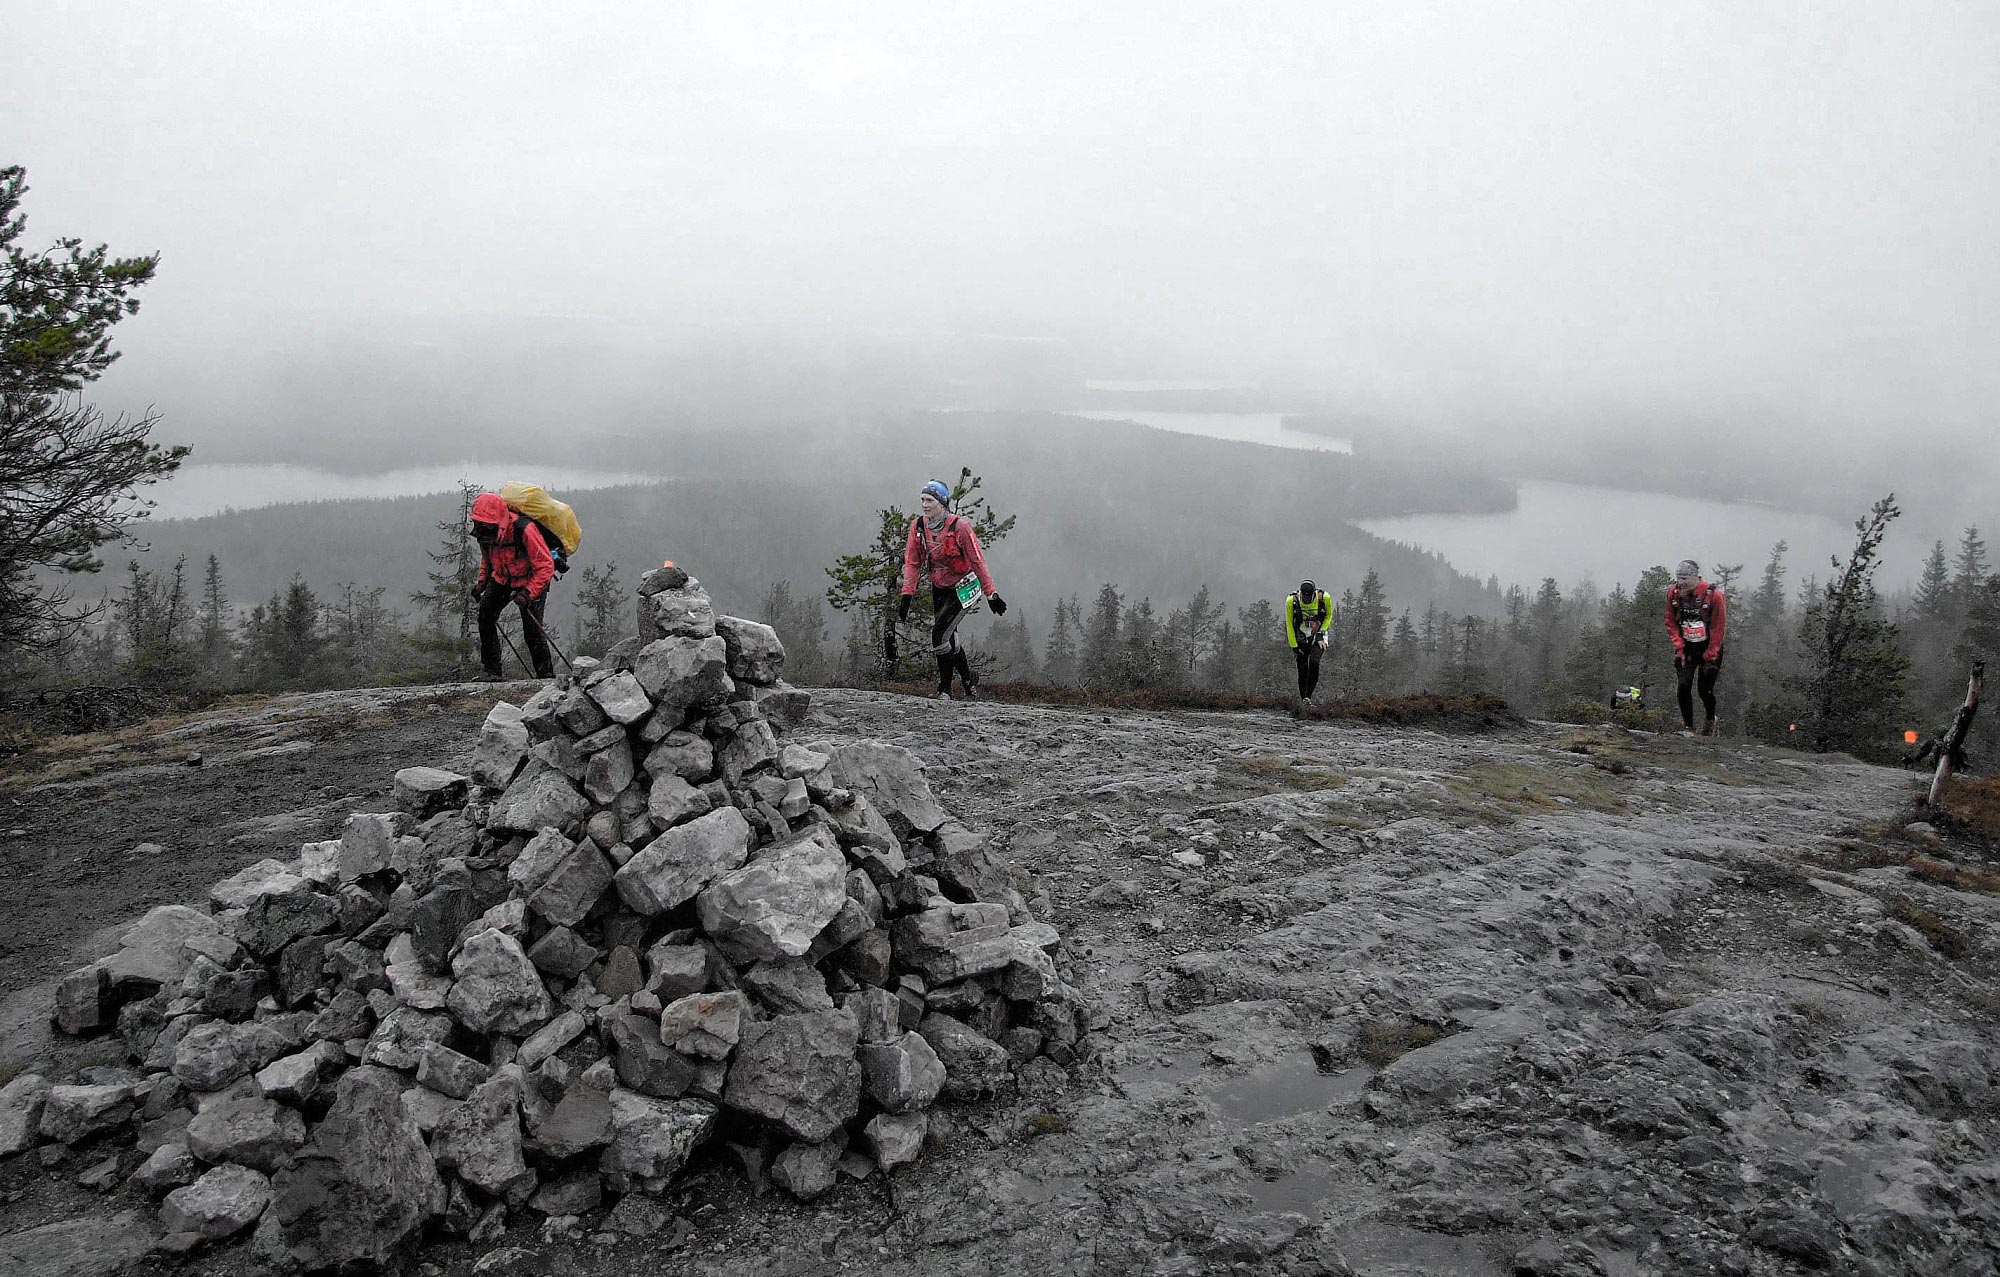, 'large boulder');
185,1088,307,1174
632,635,734,726
599,1091,718,1183
587,670,654,725
890,903,1016,984
828,742,948,836
263,1067,442,1271
525,842,615,928
432,1073,536,1202
162,1163,272,1239
613,806,754,916
918,1014,1013,1100
643,730,714,782
487,761,591,834
697,828,848,964
646,773,713,829
38,1082,139,1145
604,1012,699,1099
658,991,748,1060
715,615,786,685
857,1031,947,1114
0,1072,50,1156
584,738,637,806
393,767,469,819
636,570,717,642
723,1010,861,1143
0,1210,156,1277
234,881,339,957
469,701,530,788
771,1138,844,1200
448,930,553,1035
